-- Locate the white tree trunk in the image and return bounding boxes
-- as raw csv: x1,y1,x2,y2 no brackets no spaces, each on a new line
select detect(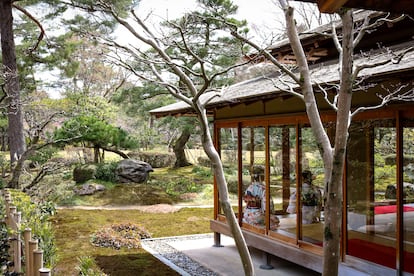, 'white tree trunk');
195,102,255,276
323,10,354,276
